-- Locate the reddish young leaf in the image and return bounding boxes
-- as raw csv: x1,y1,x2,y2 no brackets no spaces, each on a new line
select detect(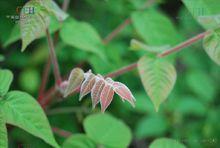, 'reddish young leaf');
105,77,114,84
113,82,135,107
100,83,114,112
79,72,96,101
63,68,84,97
91,77,105,108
